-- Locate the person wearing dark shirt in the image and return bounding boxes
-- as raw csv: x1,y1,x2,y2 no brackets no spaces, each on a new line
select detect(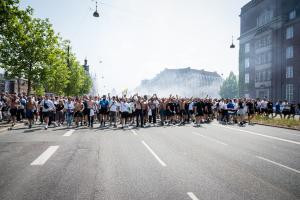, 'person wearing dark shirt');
290,103,296,119
246,100,255,124
267,101,273,118
194,99,204,127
